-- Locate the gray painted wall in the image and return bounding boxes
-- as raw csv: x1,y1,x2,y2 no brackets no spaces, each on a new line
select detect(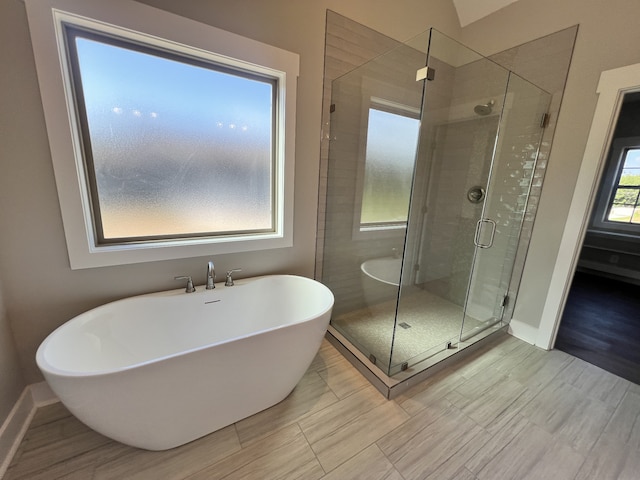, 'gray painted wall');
0,280,25,423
